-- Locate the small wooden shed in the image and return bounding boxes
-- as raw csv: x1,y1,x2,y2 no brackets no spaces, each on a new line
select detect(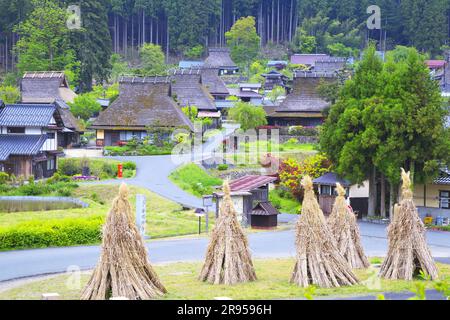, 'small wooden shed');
250,202,279,229
313,172,350,215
